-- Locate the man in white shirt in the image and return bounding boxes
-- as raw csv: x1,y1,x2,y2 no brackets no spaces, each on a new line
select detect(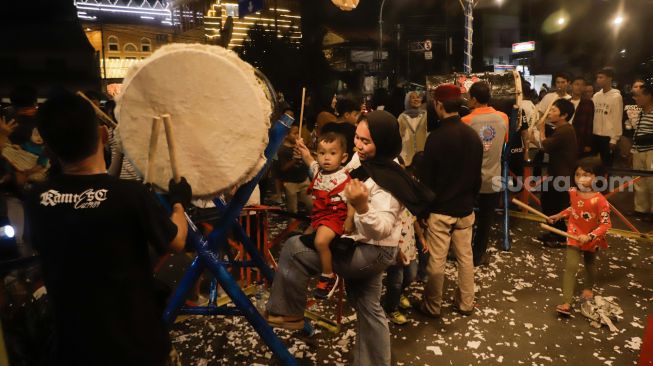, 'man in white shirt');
592,67,623,166
536,72,572,121
532,72,572,176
